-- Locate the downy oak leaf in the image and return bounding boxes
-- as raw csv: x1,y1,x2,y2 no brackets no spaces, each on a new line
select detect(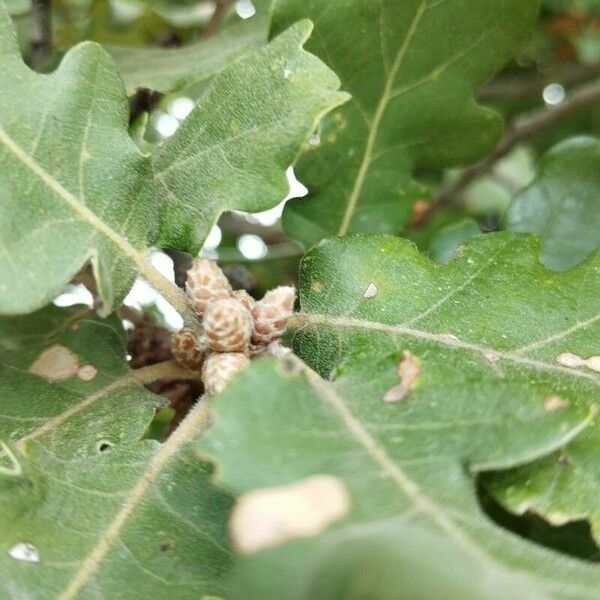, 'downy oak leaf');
152,20,349,251
198,233,600,599
0,2,160,316
505,136,600,271
0,305,233,598
271,0,539,247
108,13,268,93
0,0,347,315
